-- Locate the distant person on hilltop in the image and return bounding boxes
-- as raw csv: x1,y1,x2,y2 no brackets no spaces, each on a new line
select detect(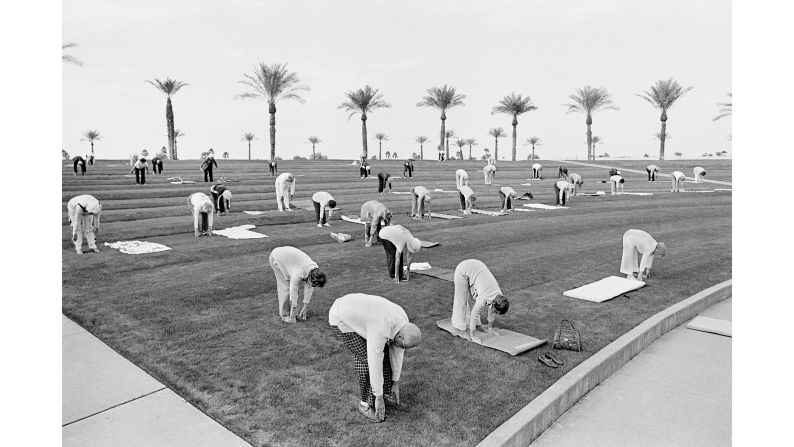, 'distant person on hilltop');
403,159,414,178
67,194,102,254
201,150,218,182
269,159,278,176
646,164,660,181
620,229,667,281
73,155,86,176
360,200,392,247
693,166,707,183
275,172,296,211
88,154,95,167
483,164,496,186
130,157,149,185
558,166,568,179
531,163,543,179
210,183,232,215
360,159,369,178
151,154,164,174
